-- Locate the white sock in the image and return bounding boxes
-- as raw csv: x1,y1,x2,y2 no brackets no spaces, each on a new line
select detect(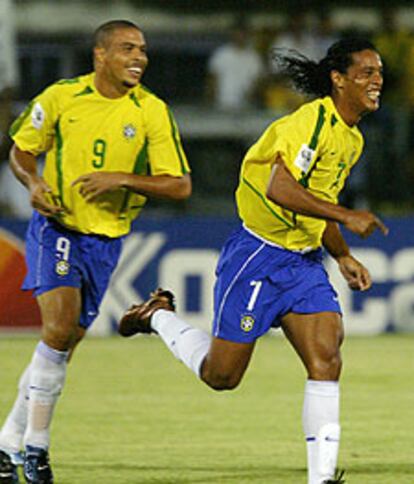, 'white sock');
0,364,31,455
303,379,340,484
23,341,68,450
151,310,211,377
